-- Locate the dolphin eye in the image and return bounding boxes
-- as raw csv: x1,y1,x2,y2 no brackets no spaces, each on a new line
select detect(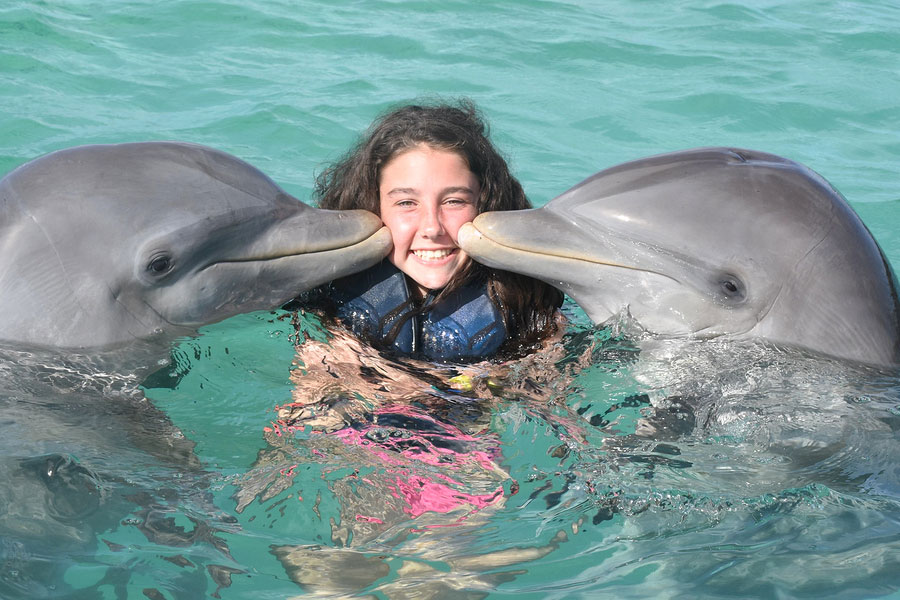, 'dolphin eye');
717,274,745,302
147,255,173,275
